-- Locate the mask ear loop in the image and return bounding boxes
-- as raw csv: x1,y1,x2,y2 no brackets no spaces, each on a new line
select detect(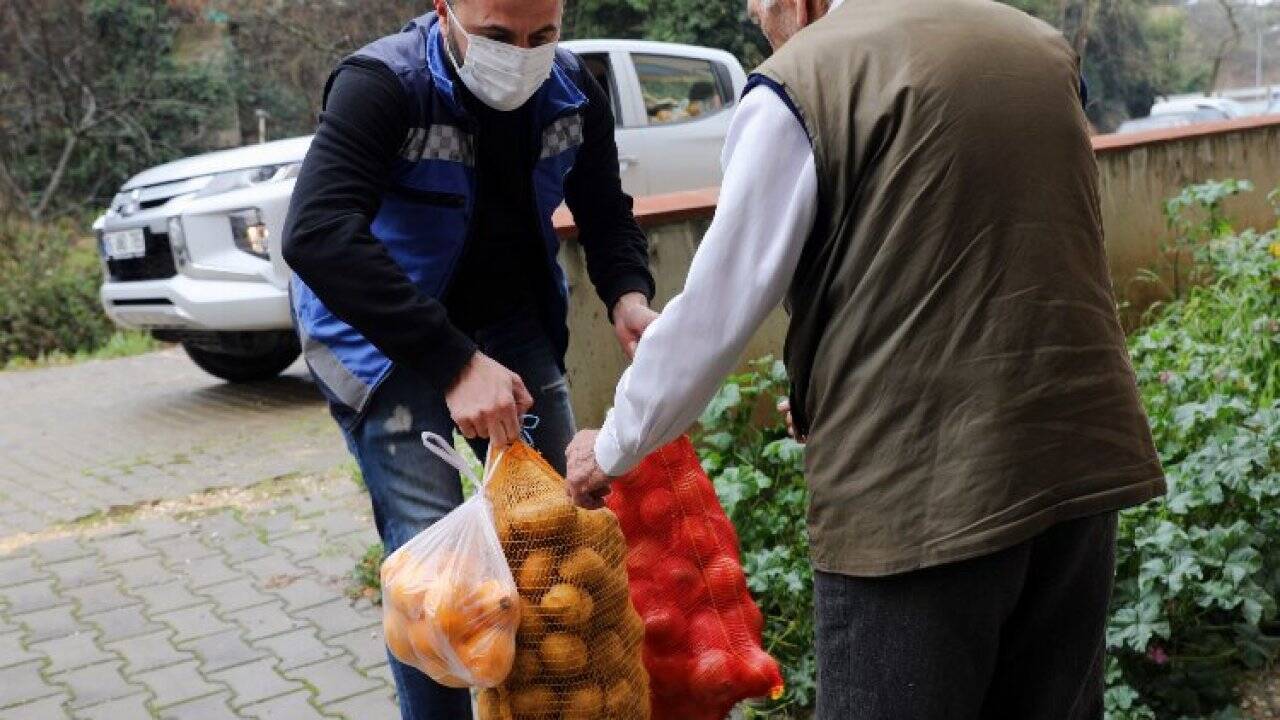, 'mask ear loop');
441,0,468,70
